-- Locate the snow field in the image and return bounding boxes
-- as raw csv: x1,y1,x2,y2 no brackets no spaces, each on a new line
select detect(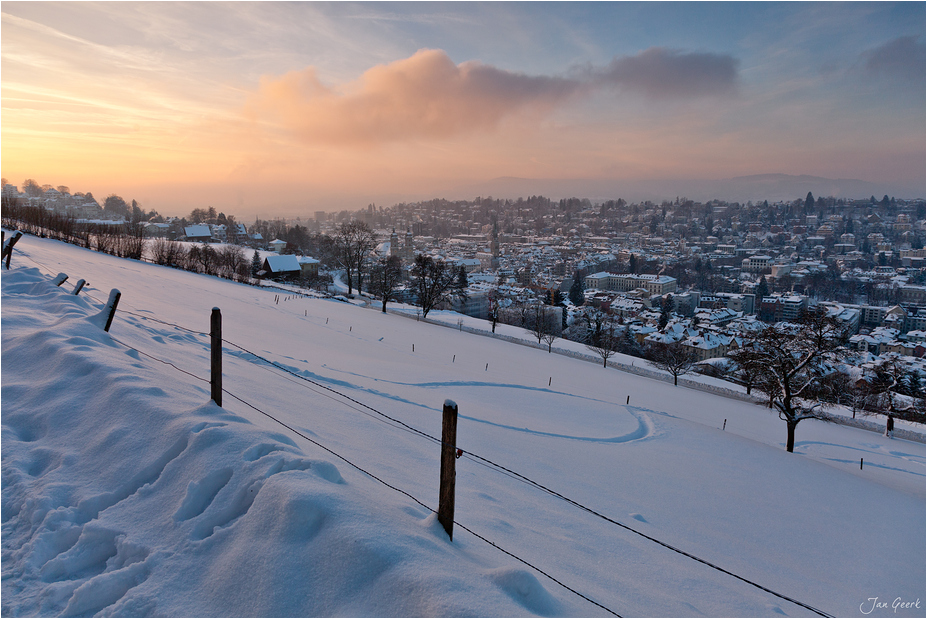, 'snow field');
2,234,925,617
